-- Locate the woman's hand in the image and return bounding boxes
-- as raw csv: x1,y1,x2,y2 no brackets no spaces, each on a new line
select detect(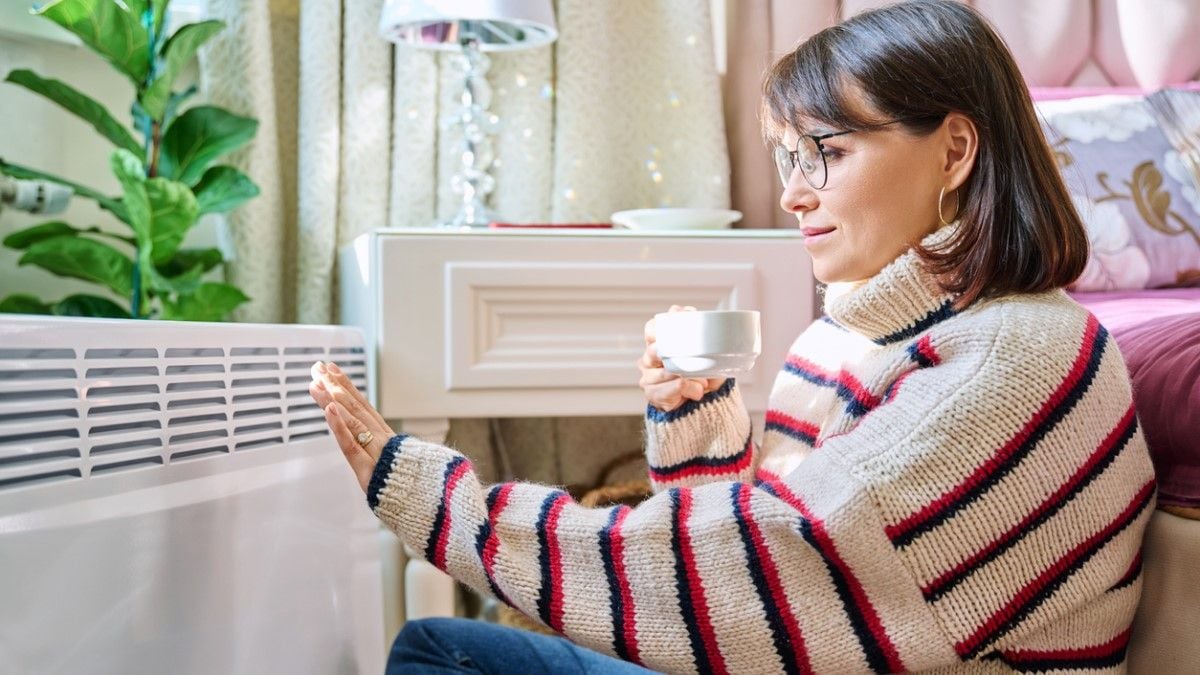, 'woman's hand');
638,305,726,412
309,361,396,494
